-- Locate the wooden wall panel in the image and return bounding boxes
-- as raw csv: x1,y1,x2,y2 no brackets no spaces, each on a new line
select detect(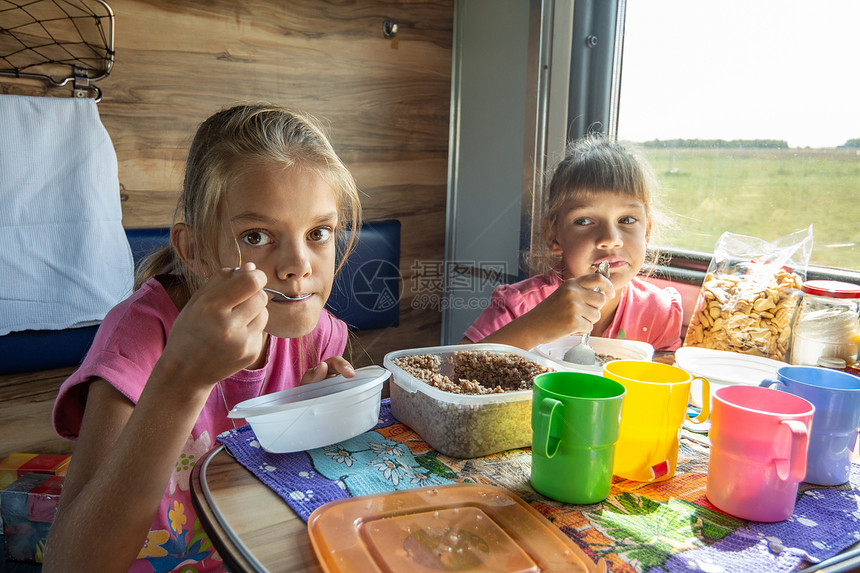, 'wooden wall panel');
1,0,453,368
